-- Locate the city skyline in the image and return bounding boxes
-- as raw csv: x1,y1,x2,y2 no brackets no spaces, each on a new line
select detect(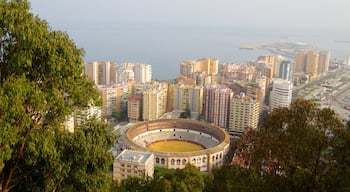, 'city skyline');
29,0,350,80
